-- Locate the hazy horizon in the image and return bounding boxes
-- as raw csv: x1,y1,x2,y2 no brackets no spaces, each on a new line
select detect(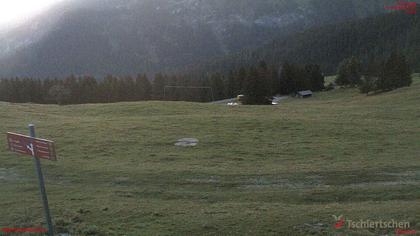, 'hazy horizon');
0,0,65,29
